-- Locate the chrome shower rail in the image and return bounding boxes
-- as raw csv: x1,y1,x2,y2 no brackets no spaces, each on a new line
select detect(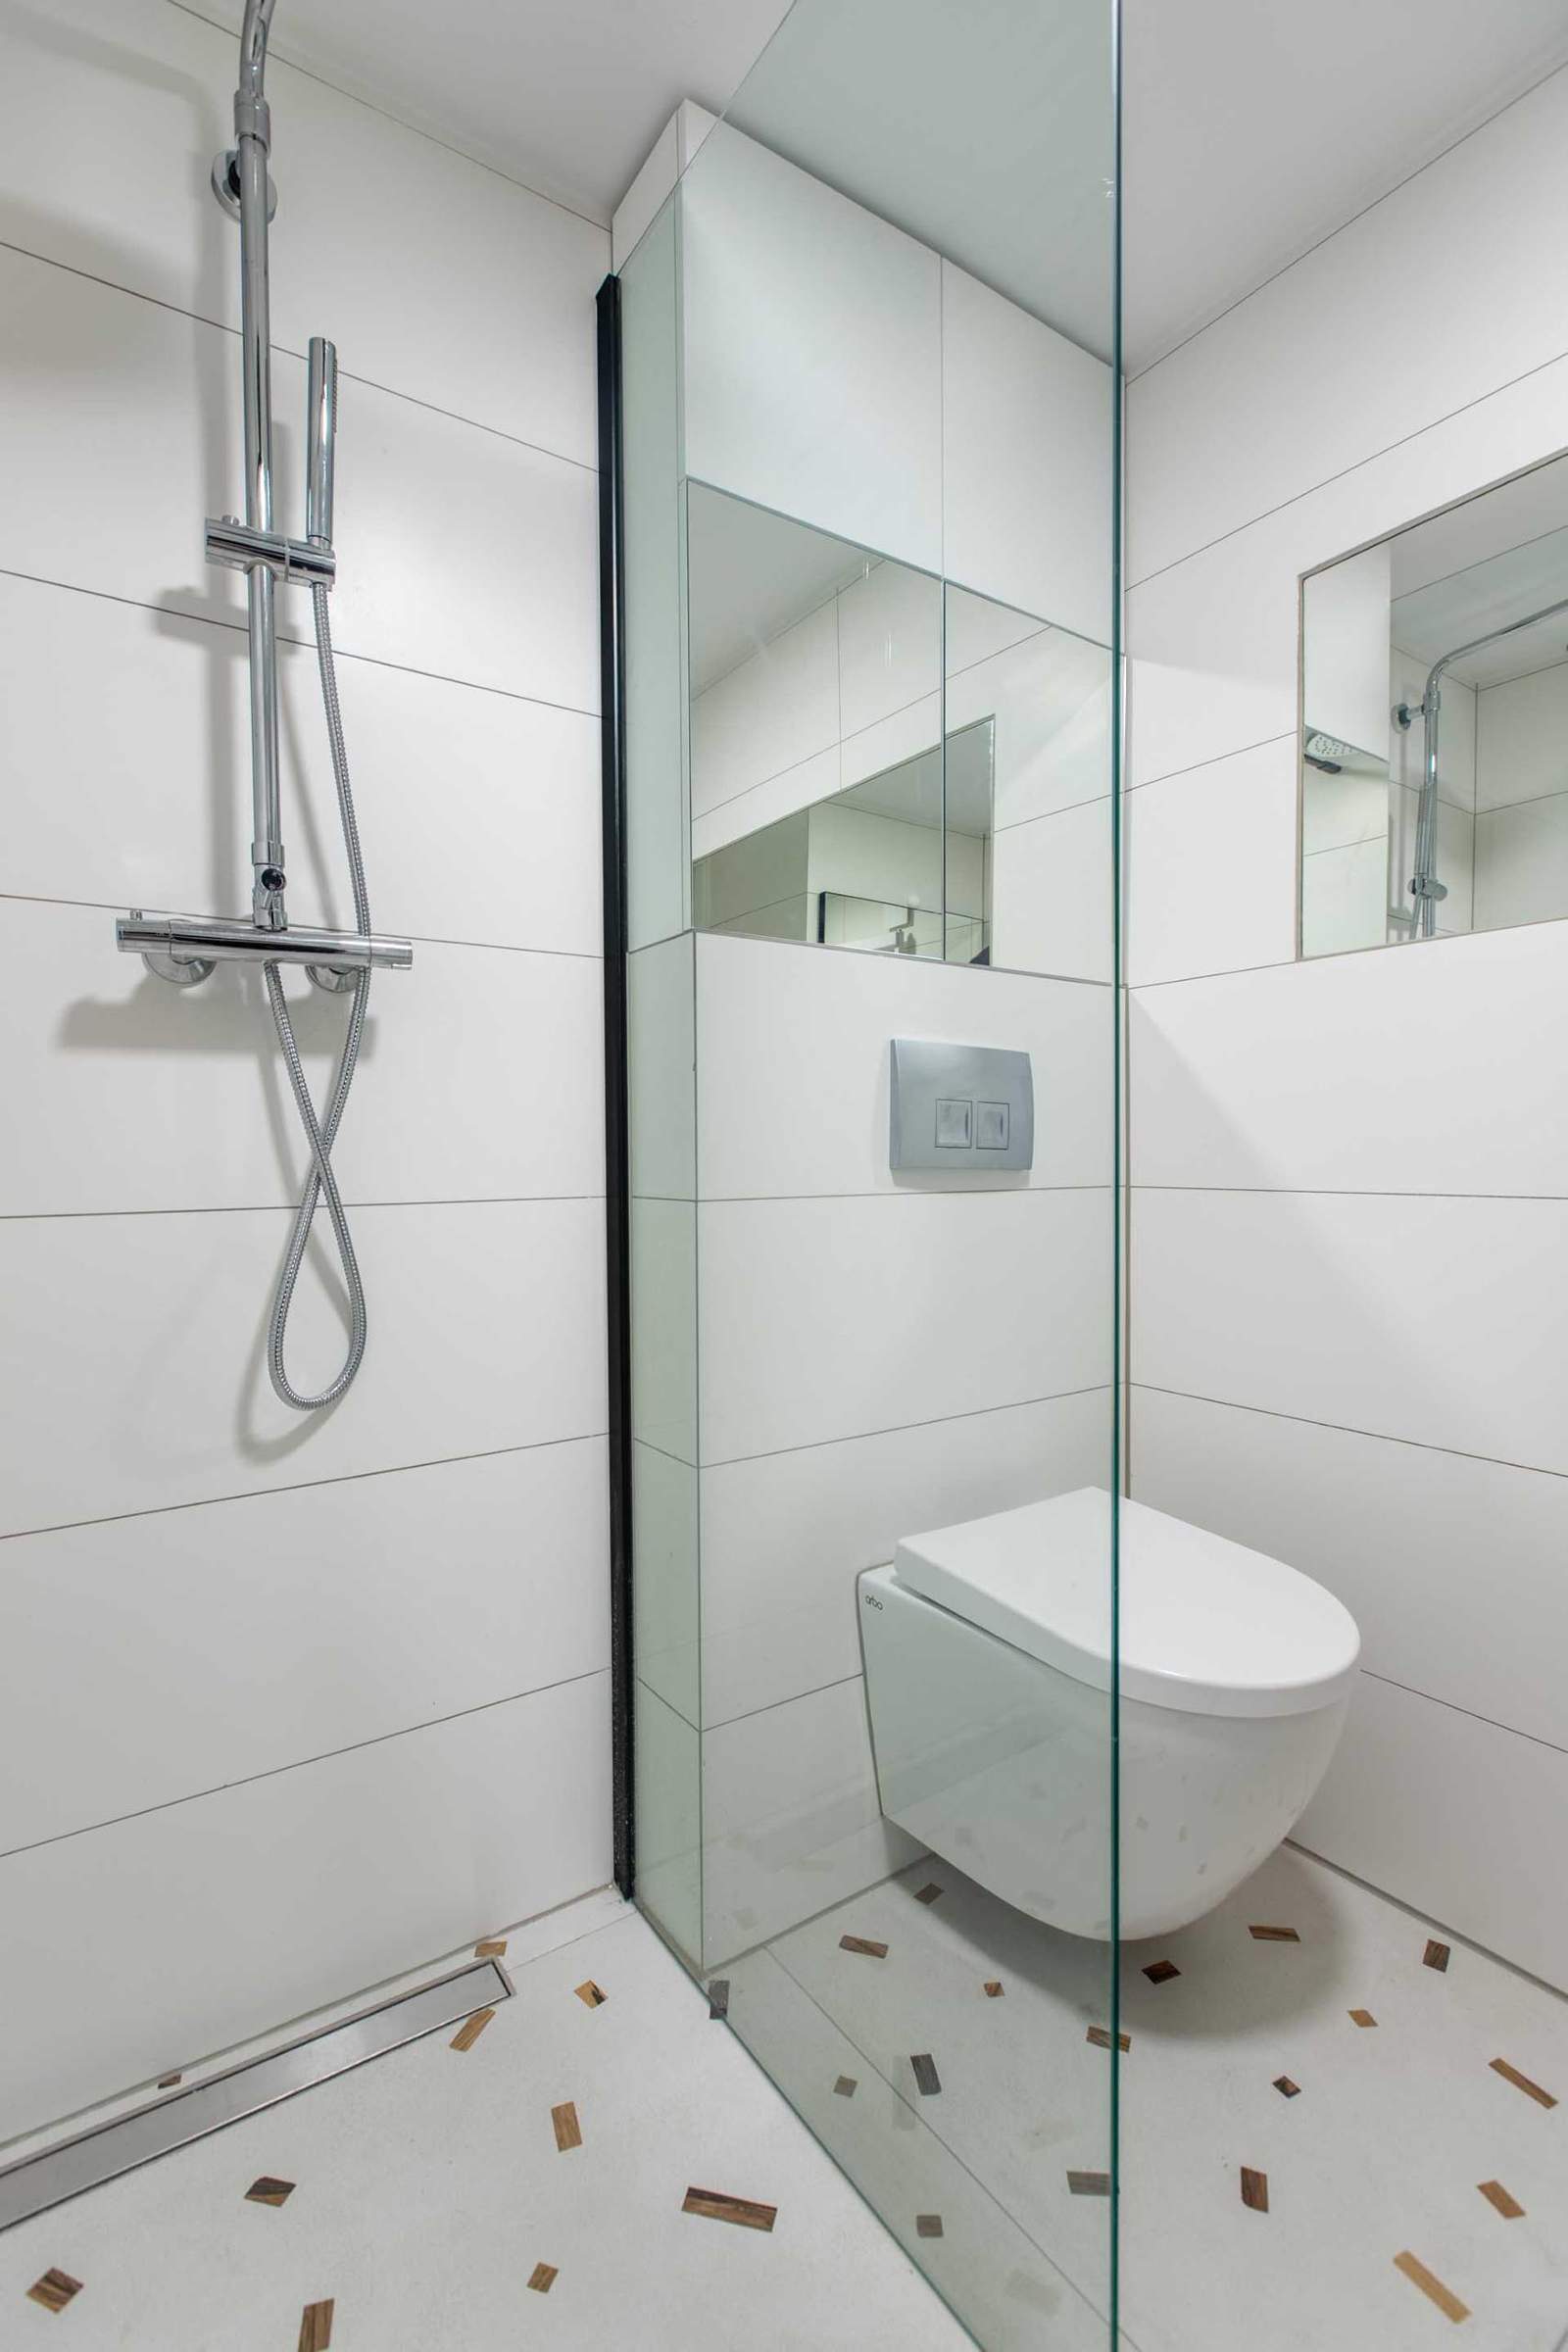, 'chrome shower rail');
114,0,411,1408
1397,586,1568,937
